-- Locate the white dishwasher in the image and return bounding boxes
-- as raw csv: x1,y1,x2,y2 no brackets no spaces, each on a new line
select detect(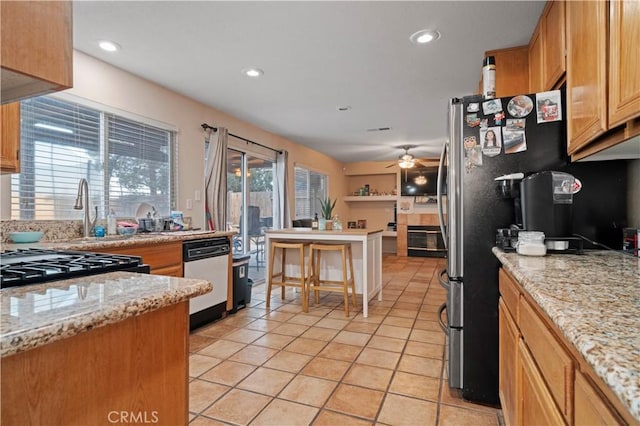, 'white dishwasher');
183,237,230,330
